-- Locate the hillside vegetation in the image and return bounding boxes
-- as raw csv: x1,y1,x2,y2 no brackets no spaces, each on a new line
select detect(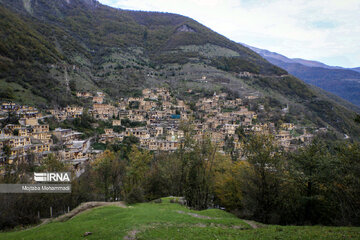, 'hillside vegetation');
3,133,360,229
1,198,359,240
0,0,360,137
